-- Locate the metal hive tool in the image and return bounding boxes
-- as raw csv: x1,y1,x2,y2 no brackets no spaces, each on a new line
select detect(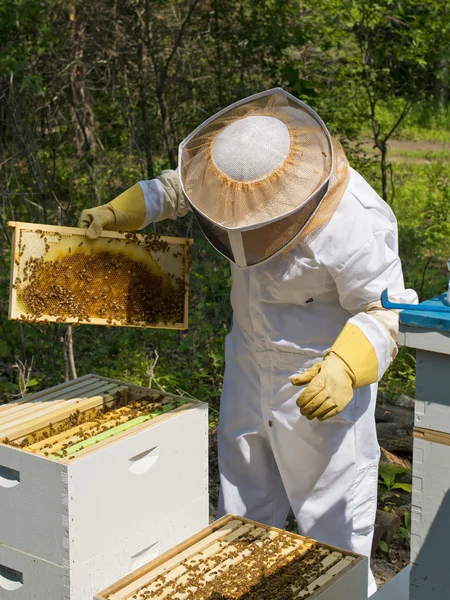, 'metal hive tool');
8,222,192,329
